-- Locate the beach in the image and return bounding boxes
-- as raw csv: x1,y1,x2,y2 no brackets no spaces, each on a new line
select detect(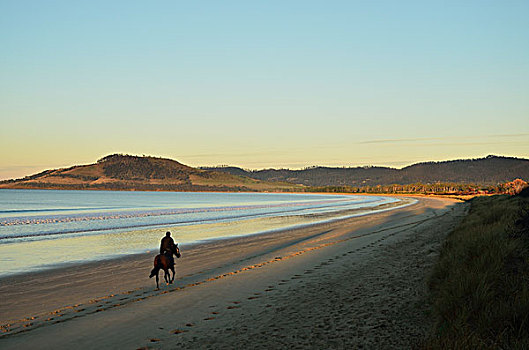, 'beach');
0,196,466,349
